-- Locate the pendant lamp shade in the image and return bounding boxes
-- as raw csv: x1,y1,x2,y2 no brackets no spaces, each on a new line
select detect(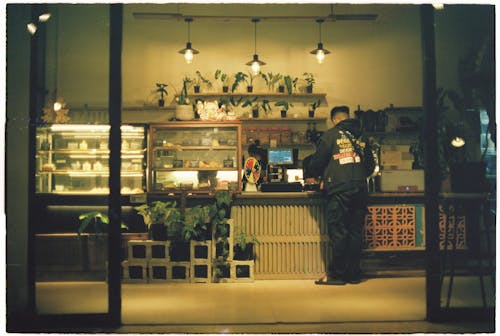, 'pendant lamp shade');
310,19,330,64
178,18,199,64
246,18,265,74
